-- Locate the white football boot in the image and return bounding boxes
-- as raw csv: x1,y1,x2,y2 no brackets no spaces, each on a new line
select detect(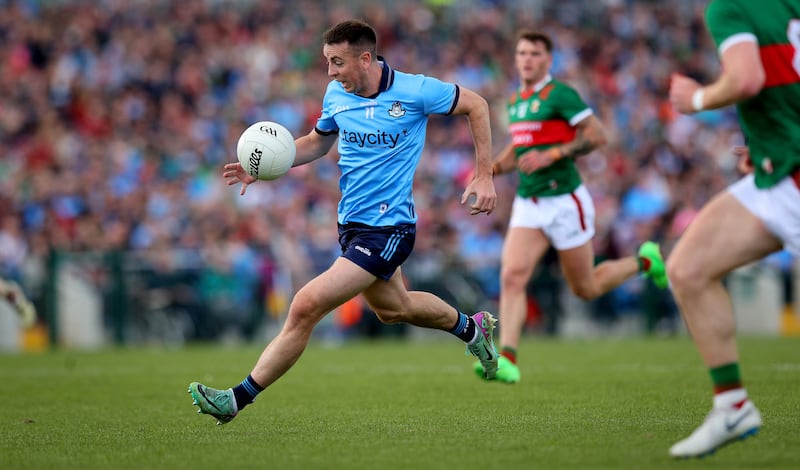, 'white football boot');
669,400,762,458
